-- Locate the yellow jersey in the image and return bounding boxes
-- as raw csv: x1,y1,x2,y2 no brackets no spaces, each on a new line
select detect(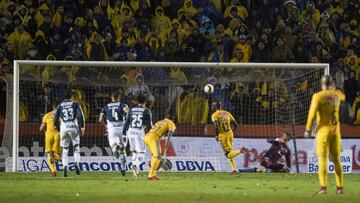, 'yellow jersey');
211,110,235,134
306,89,345,131
148,118,176,139
42,111,58,134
